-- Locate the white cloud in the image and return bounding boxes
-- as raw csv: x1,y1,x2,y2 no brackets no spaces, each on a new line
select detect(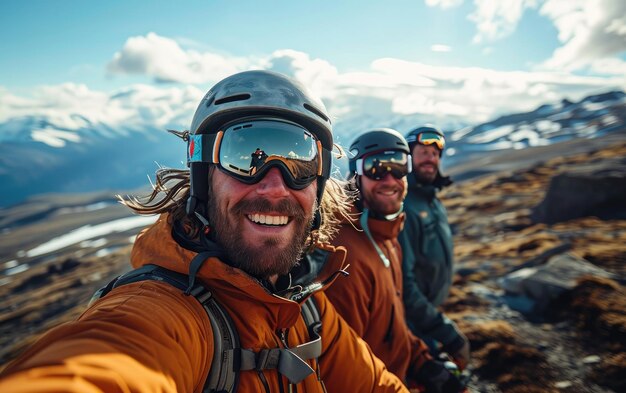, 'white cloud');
431,44,452,52
0,82,204,132
261,49,340,99
590,58,626,75
469,0,539,43
2,35,625,137
540,0,626,72
343,57,624,122
107,32,250,84
426,0,539,44
425,0,465,9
